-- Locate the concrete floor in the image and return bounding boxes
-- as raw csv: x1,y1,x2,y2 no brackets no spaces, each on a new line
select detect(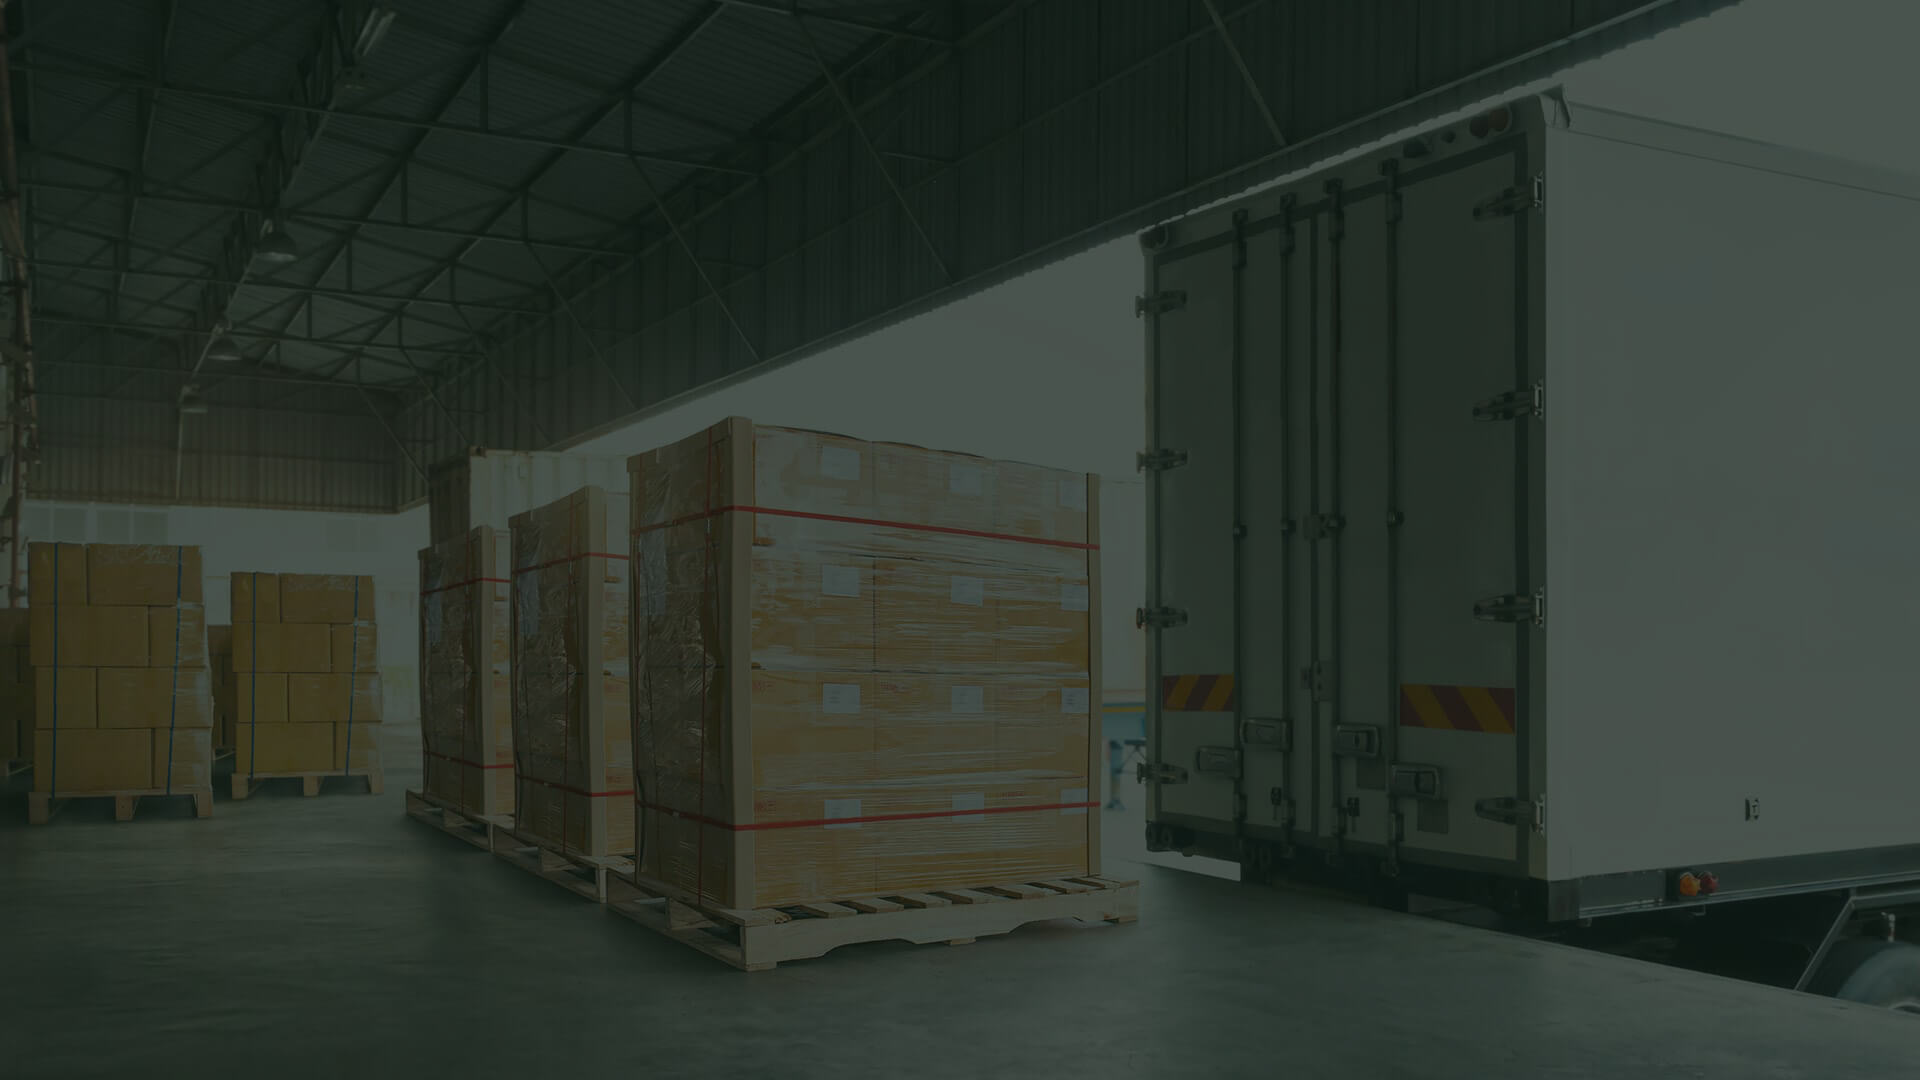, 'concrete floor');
5,733,1916,1078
